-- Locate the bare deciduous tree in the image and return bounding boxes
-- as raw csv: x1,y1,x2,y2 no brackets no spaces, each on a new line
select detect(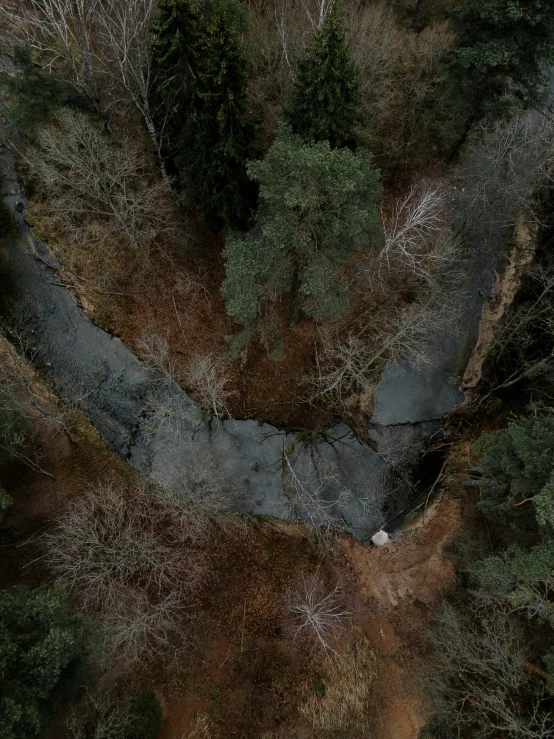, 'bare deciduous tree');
30,111,172,273
0,331,78,476
380,185,447,267
67,690,138,739
306,177,461,416
6,0,104,113
348,5,453,176
349,182,452,287
456,114,554,237
302,0,334,29
283,450,351,536
7,0,180,197
183,353,236,419
96,0,179,202
479,258,554,397
137,324,175,379
154,449,241,539
46,482,207,670
142,389,195,440
426,601,554,738
288,574,350,657
312,288,456,408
